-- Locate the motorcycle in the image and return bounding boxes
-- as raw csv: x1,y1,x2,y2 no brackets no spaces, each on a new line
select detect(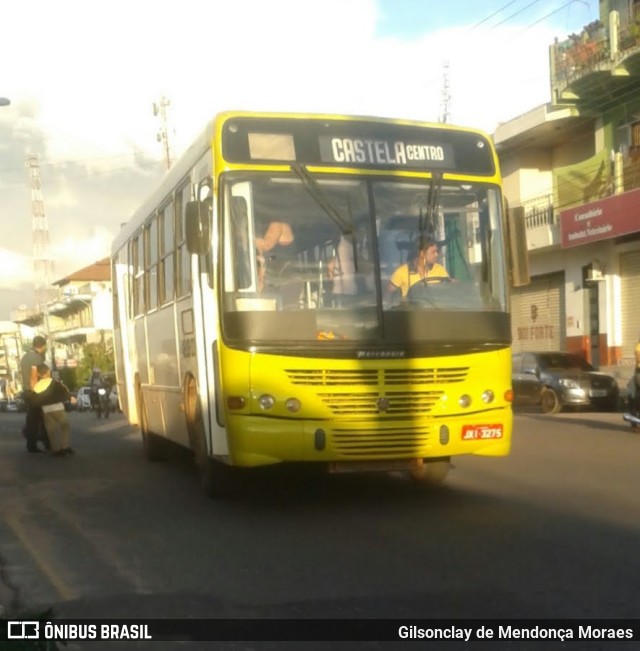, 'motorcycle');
92,386,111,419
623,410,640,429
